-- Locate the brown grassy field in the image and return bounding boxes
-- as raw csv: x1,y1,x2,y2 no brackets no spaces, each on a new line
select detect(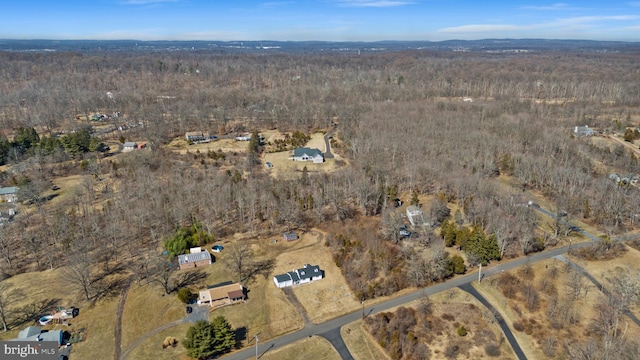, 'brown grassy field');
120,283,187,350
474,257,640,359
124,322,192,360
0,267,120,360
345,288,515,360
270,230,361,323
567,244,640,315
260,336,341,360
